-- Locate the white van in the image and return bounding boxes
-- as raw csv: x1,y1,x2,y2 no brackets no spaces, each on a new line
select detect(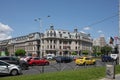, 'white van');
46,54,55,60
